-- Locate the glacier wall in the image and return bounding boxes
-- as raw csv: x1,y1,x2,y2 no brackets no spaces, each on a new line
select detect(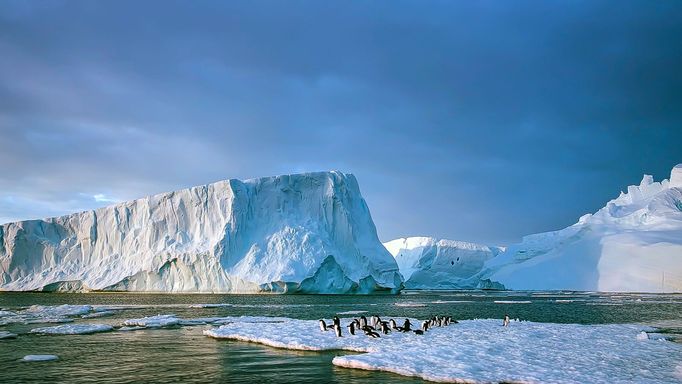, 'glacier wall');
0,171,403,293
479,165,682,293
383,237,504,289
